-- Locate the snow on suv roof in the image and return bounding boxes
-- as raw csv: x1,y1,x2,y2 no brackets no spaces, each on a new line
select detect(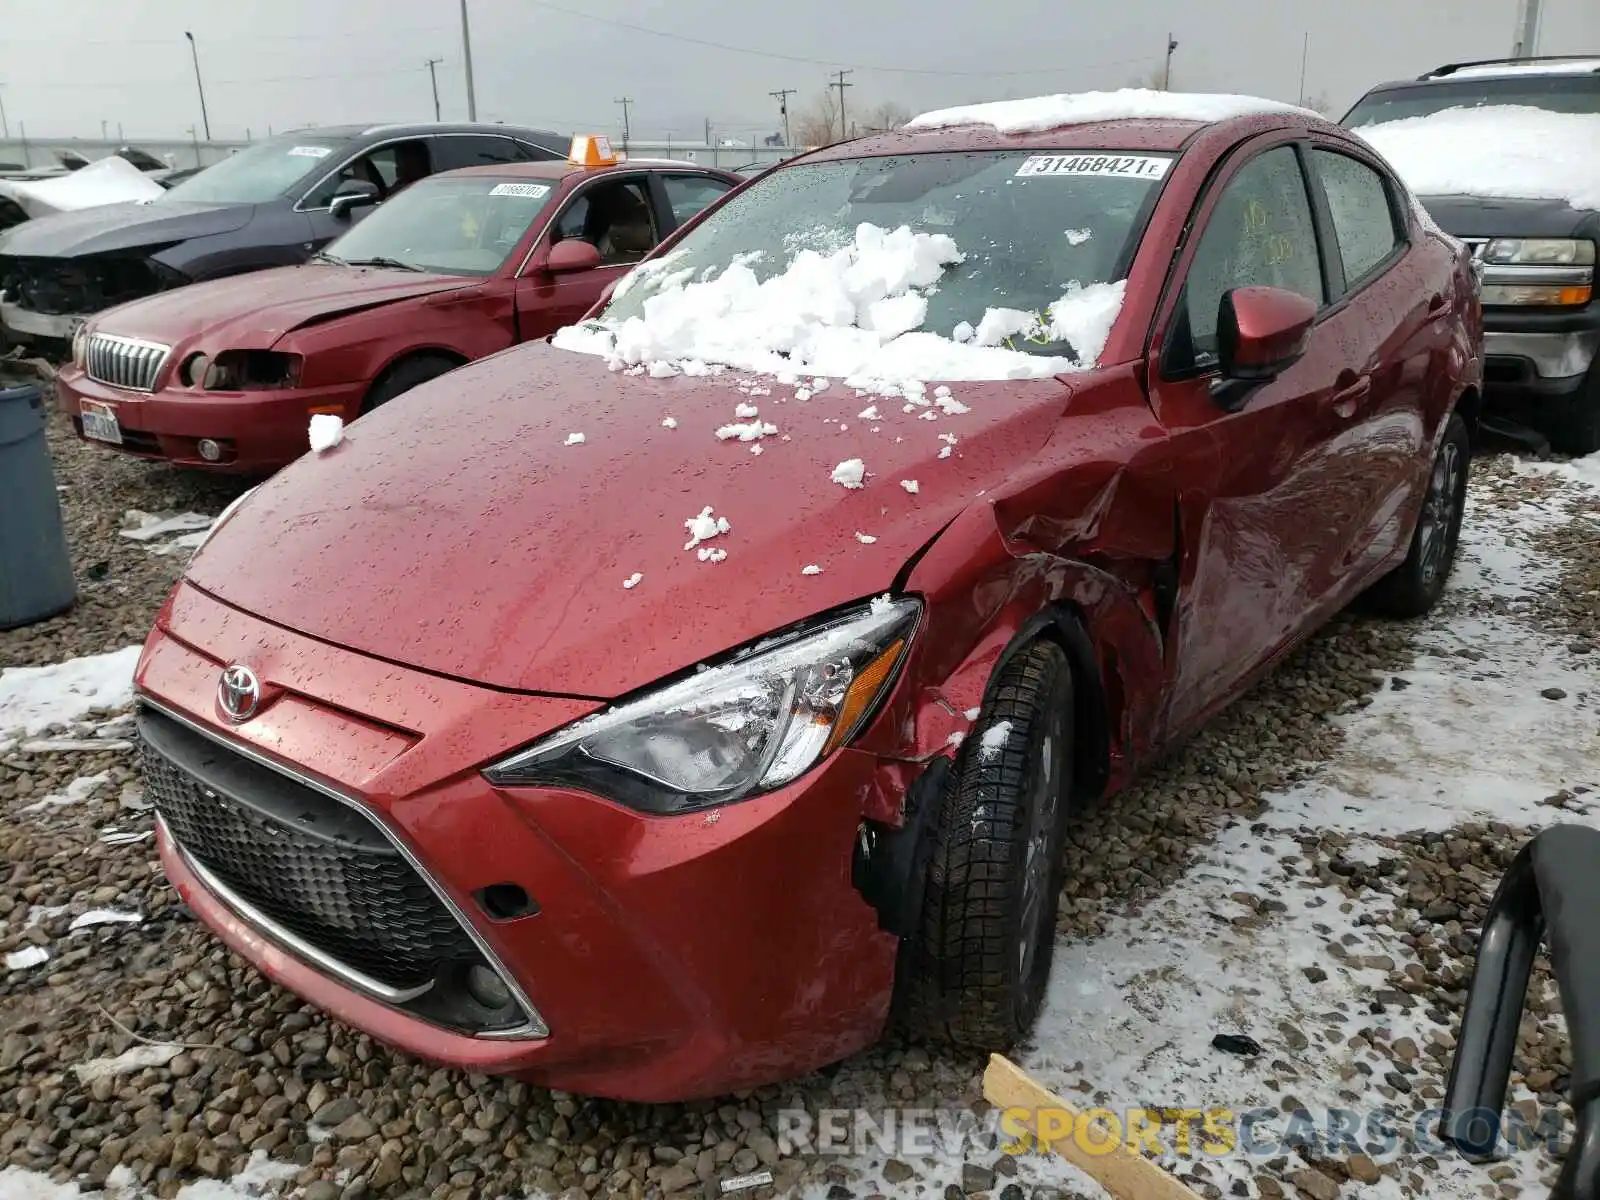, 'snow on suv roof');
905,88,1318,135
1442,59,1600,79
